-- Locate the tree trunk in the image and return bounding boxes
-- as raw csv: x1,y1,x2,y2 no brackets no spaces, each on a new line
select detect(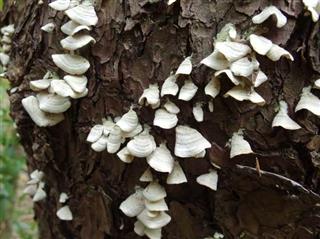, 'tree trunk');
4,0,320,238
